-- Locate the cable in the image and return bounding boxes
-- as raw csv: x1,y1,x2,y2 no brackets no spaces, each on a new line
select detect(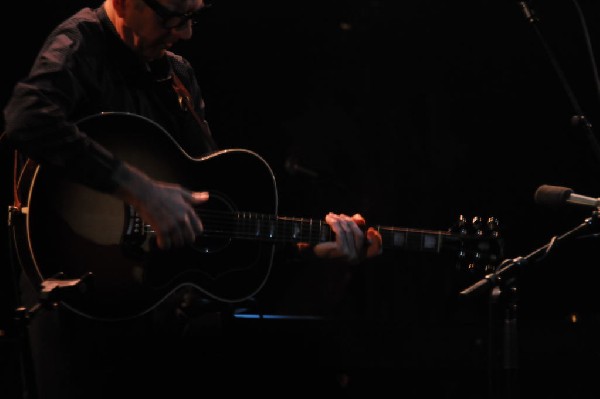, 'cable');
570,0,600,108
